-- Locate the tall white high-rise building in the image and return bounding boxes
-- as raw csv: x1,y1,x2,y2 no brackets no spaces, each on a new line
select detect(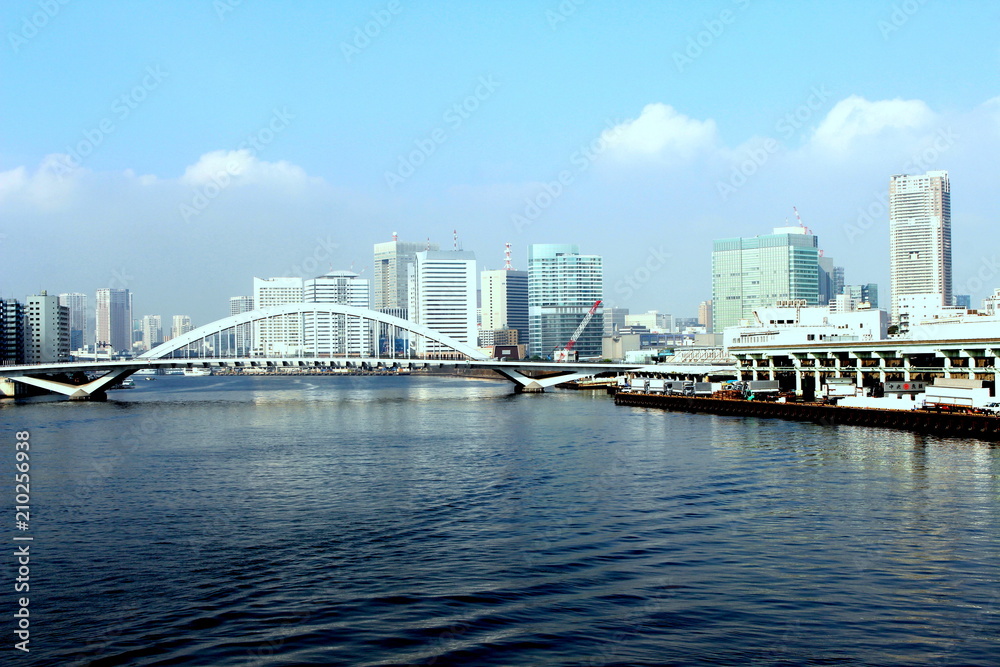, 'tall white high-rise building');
253,277,304,356
303,271,372,357
96,288,132,354
230,296,253,315
141,315,163,351
412,251,477,357
889,170,952,324
171,315,192,340
480,269,528,346
373,236,440,311
528,244,604,359
58,292,88,350
25,292,69,363
229,296,254,356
